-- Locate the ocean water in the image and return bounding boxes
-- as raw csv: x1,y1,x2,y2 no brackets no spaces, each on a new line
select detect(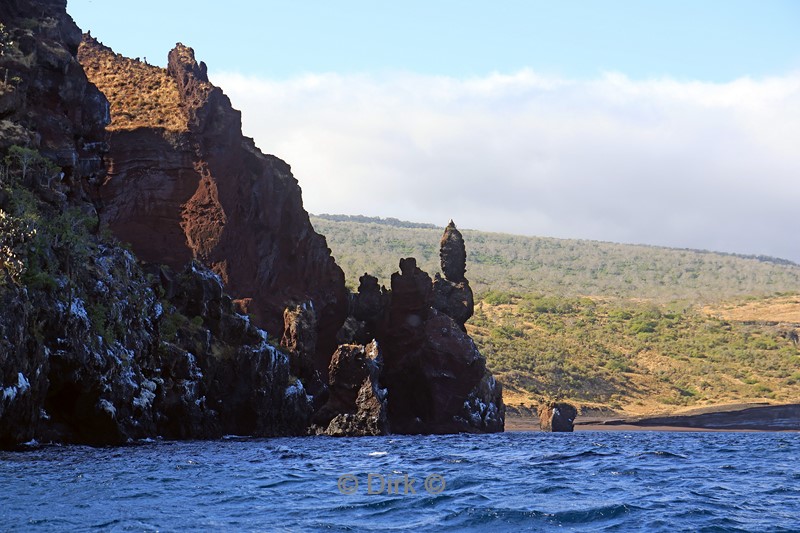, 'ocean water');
1,431,799,532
